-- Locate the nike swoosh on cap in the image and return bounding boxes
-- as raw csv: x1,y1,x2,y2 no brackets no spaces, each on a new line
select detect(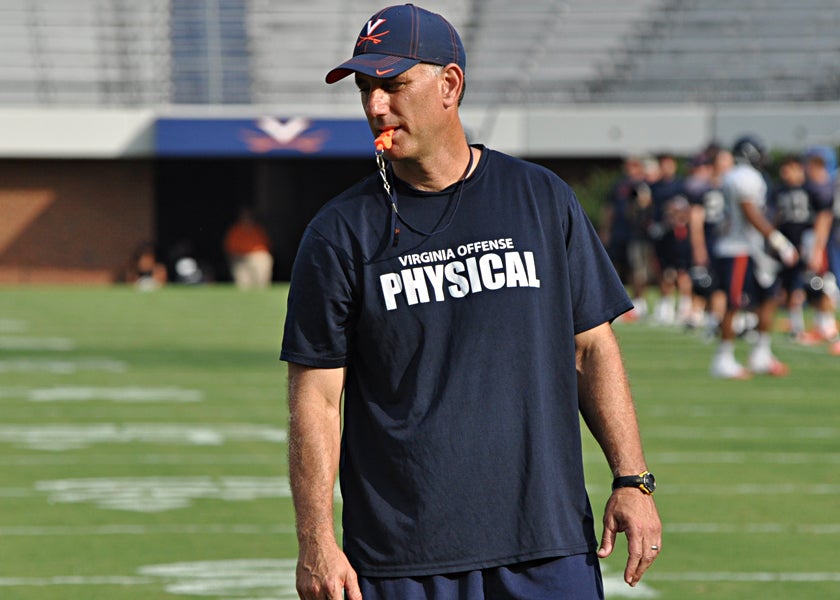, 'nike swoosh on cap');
376,68,394,76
